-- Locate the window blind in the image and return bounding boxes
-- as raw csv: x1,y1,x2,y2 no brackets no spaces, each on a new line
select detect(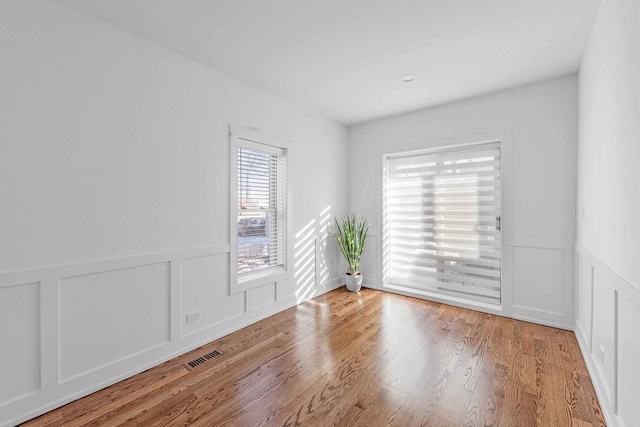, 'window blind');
237,145,286,275
385,142,501,305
